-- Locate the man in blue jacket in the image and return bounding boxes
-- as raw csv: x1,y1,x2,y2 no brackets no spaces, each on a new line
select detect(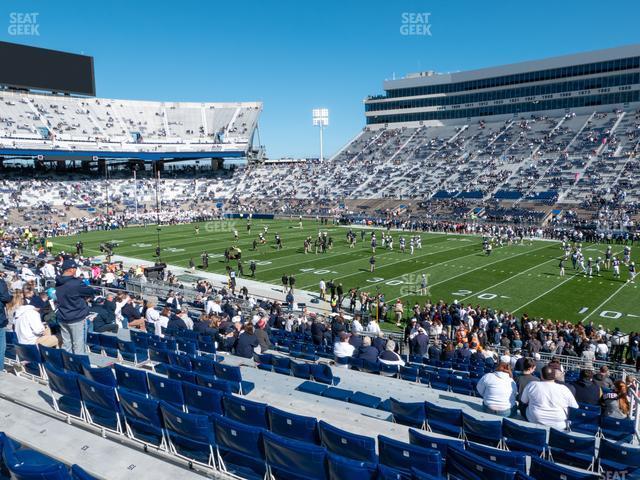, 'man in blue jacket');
55,257,96,354
0,274,14,373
